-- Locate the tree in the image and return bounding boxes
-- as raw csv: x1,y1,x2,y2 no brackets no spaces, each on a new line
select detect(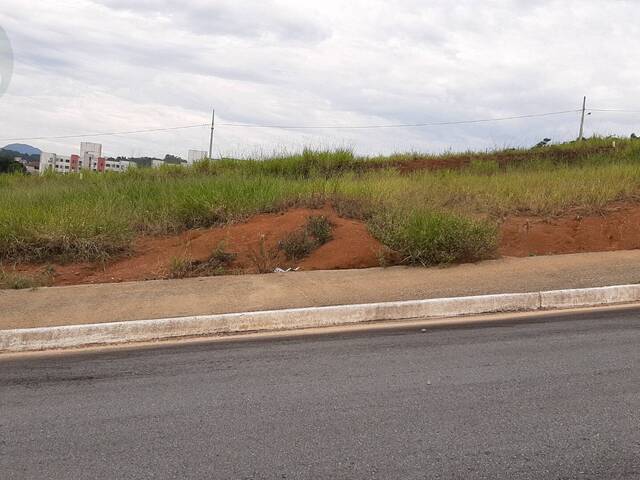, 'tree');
163,154,185,165
0,158,26,174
